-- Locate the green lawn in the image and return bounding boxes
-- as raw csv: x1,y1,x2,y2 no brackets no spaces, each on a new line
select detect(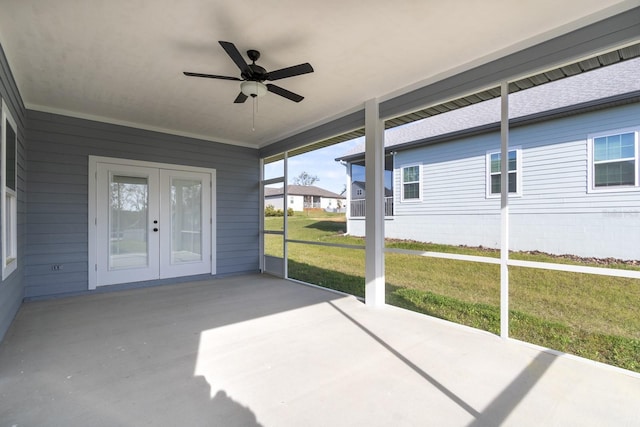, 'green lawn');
265,213,640,372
